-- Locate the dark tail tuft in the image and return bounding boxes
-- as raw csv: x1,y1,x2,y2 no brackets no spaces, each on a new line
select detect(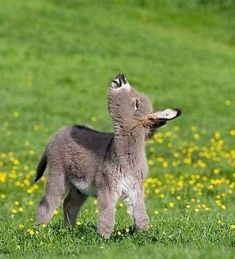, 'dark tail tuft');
34,152,47,182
